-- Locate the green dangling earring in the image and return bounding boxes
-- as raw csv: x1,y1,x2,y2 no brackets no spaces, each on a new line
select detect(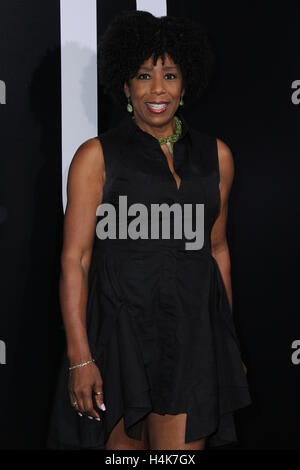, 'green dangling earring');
179,95,184,106
127,96,133,113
